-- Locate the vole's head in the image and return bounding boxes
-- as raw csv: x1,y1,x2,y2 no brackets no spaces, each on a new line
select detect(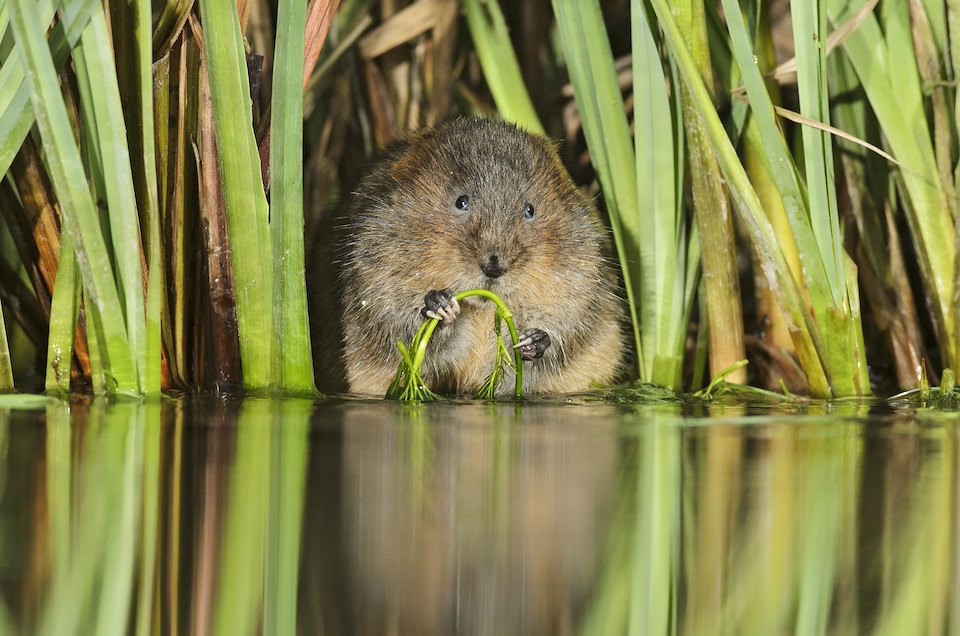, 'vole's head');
379,118,604,297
